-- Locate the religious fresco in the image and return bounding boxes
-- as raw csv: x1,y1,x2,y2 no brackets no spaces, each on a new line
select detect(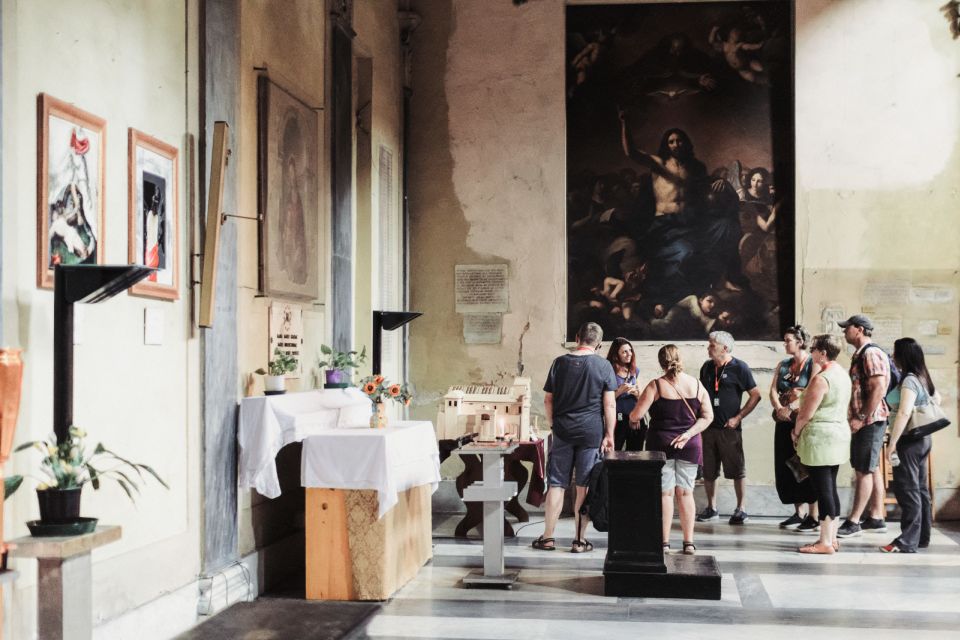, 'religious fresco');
566,1,794,341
